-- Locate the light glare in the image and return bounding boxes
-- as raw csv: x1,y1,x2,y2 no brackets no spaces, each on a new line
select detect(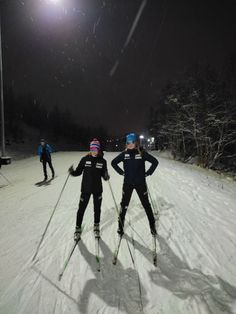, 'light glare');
48,0,60,4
